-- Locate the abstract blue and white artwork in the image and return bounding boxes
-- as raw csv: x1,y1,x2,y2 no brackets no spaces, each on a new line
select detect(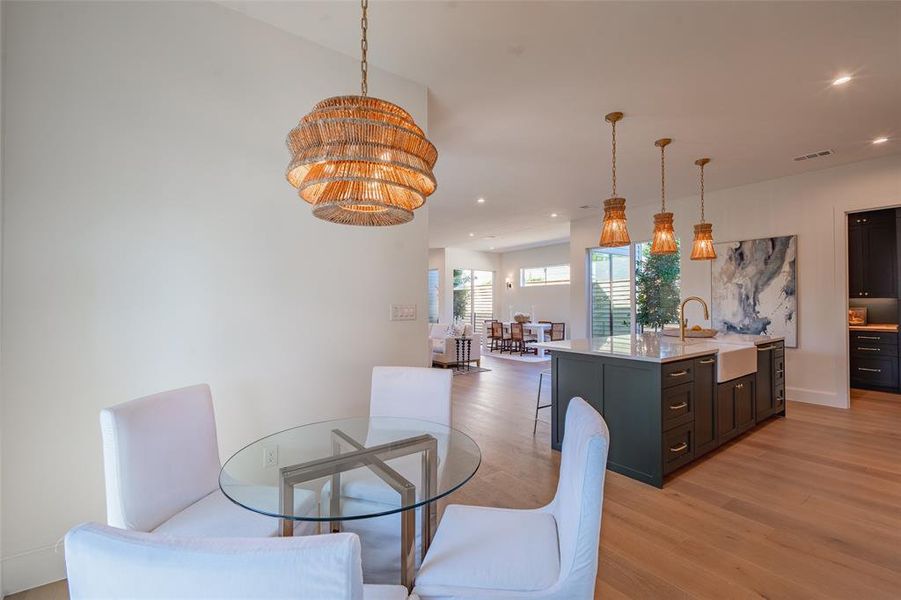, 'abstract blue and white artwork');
711,235,798,347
